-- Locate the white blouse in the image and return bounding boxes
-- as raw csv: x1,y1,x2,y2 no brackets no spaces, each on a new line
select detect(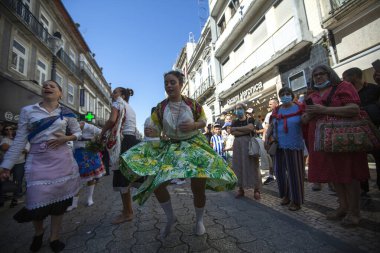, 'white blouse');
0,103,81,169
74,123,101,149
122,103,137,136
163,101,200,140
